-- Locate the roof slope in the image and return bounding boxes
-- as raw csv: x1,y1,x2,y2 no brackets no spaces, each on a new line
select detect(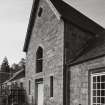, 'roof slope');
10,69,25,81
23,0,105,52
50,0,104,34
3,69,25,84
69,32,105,65
23,0,39,52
